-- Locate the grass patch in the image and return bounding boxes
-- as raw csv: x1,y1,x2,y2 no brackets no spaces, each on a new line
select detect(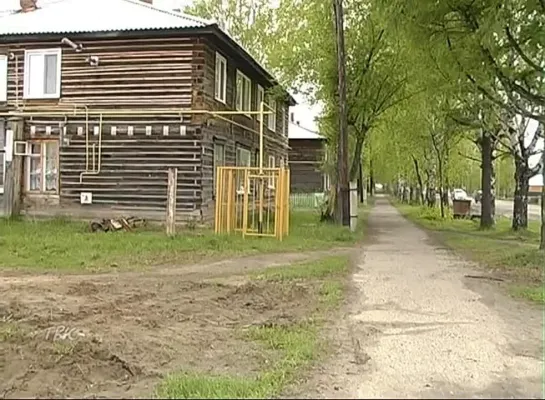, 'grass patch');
0,209,369,272
254,256,349,282
319,281,345,308
395,203,544,303
156,254,352,399
509,286,544,304
156,323,320,399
